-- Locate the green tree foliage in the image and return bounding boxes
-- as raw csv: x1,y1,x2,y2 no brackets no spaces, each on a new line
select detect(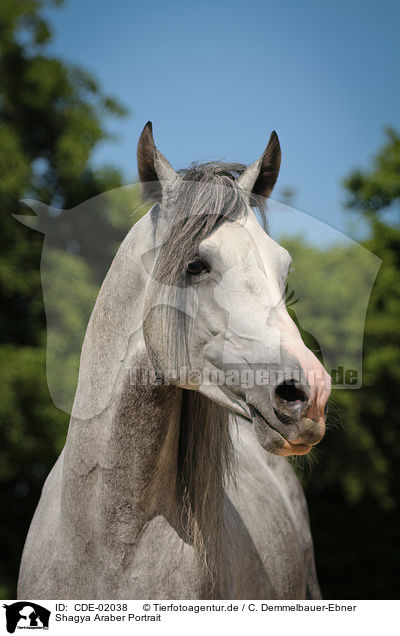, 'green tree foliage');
344,127,400,216
0,0,131,597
